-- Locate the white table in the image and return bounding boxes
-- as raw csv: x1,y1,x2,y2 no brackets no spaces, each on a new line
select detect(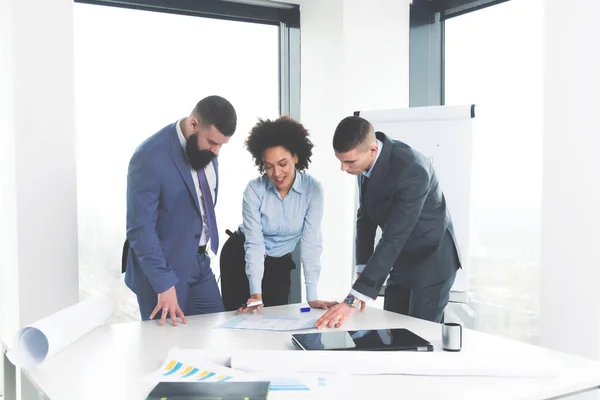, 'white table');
4,304,600,400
